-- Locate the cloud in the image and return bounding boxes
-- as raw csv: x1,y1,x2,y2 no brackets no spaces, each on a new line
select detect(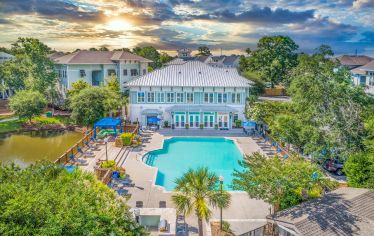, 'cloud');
0,0,105,23
360,31,374,43
0,19,11,24
352,0,374,9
